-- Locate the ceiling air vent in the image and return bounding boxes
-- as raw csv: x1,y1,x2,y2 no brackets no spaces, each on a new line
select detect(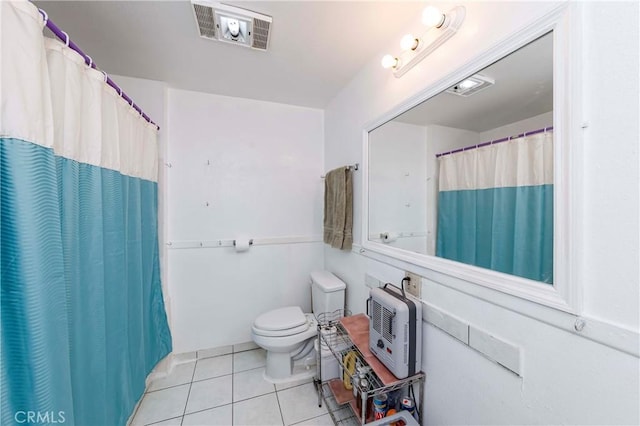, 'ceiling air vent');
252,18,271,50
191,1,272,51
193,3,216,39
446,74,495,97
